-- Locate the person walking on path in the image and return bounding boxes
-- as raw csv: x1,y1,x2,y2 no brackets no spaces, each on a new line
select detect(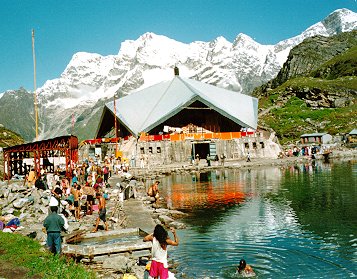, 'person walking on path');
43,206,65,255
143,224,179,279
92,192,109,232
